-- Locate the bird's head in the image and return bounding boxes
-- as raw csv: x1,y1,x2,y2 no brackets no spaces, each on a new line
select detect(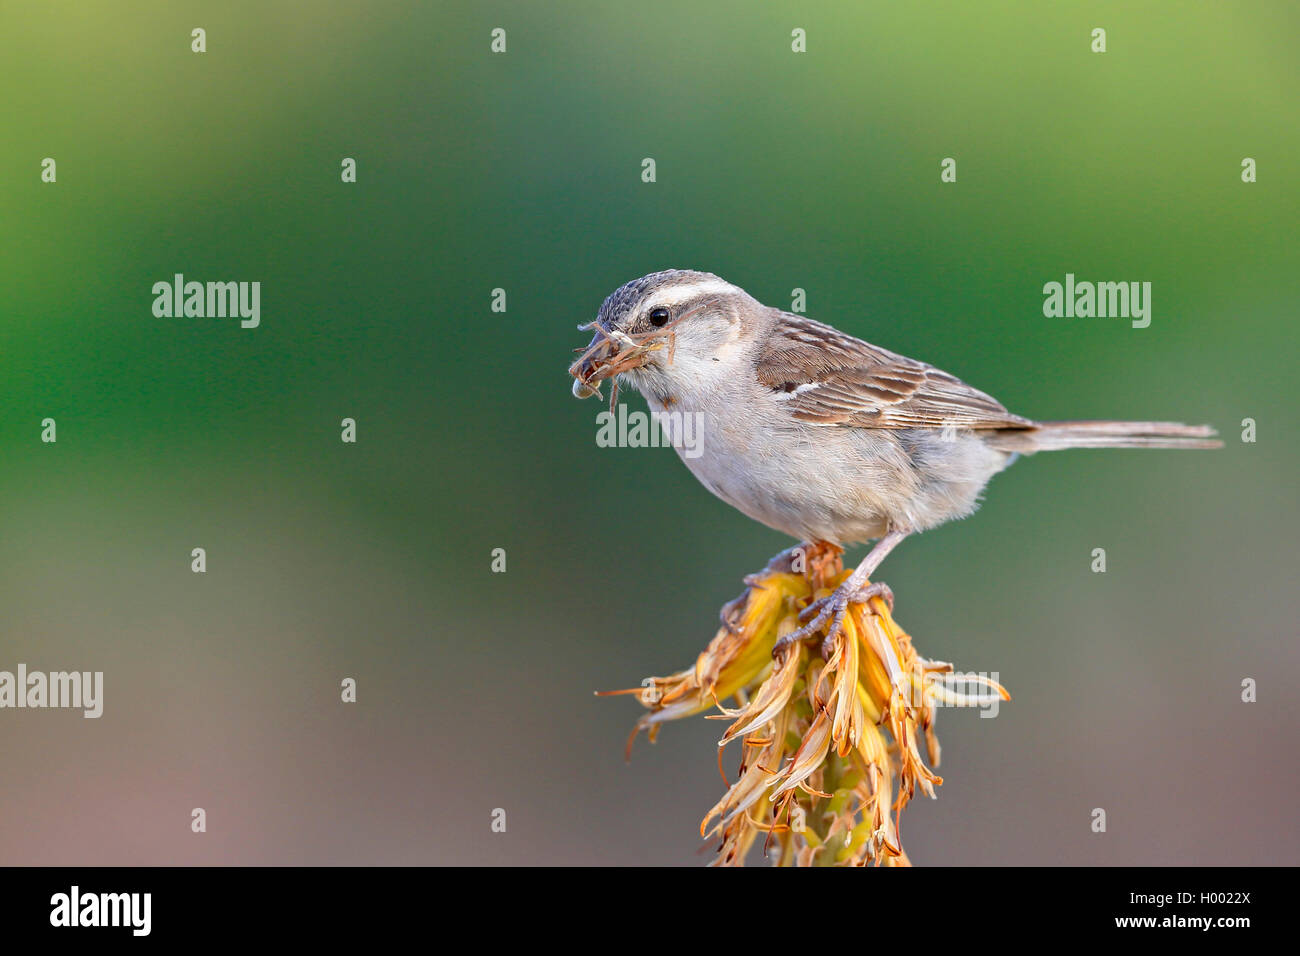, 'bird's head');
569,270,760,404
